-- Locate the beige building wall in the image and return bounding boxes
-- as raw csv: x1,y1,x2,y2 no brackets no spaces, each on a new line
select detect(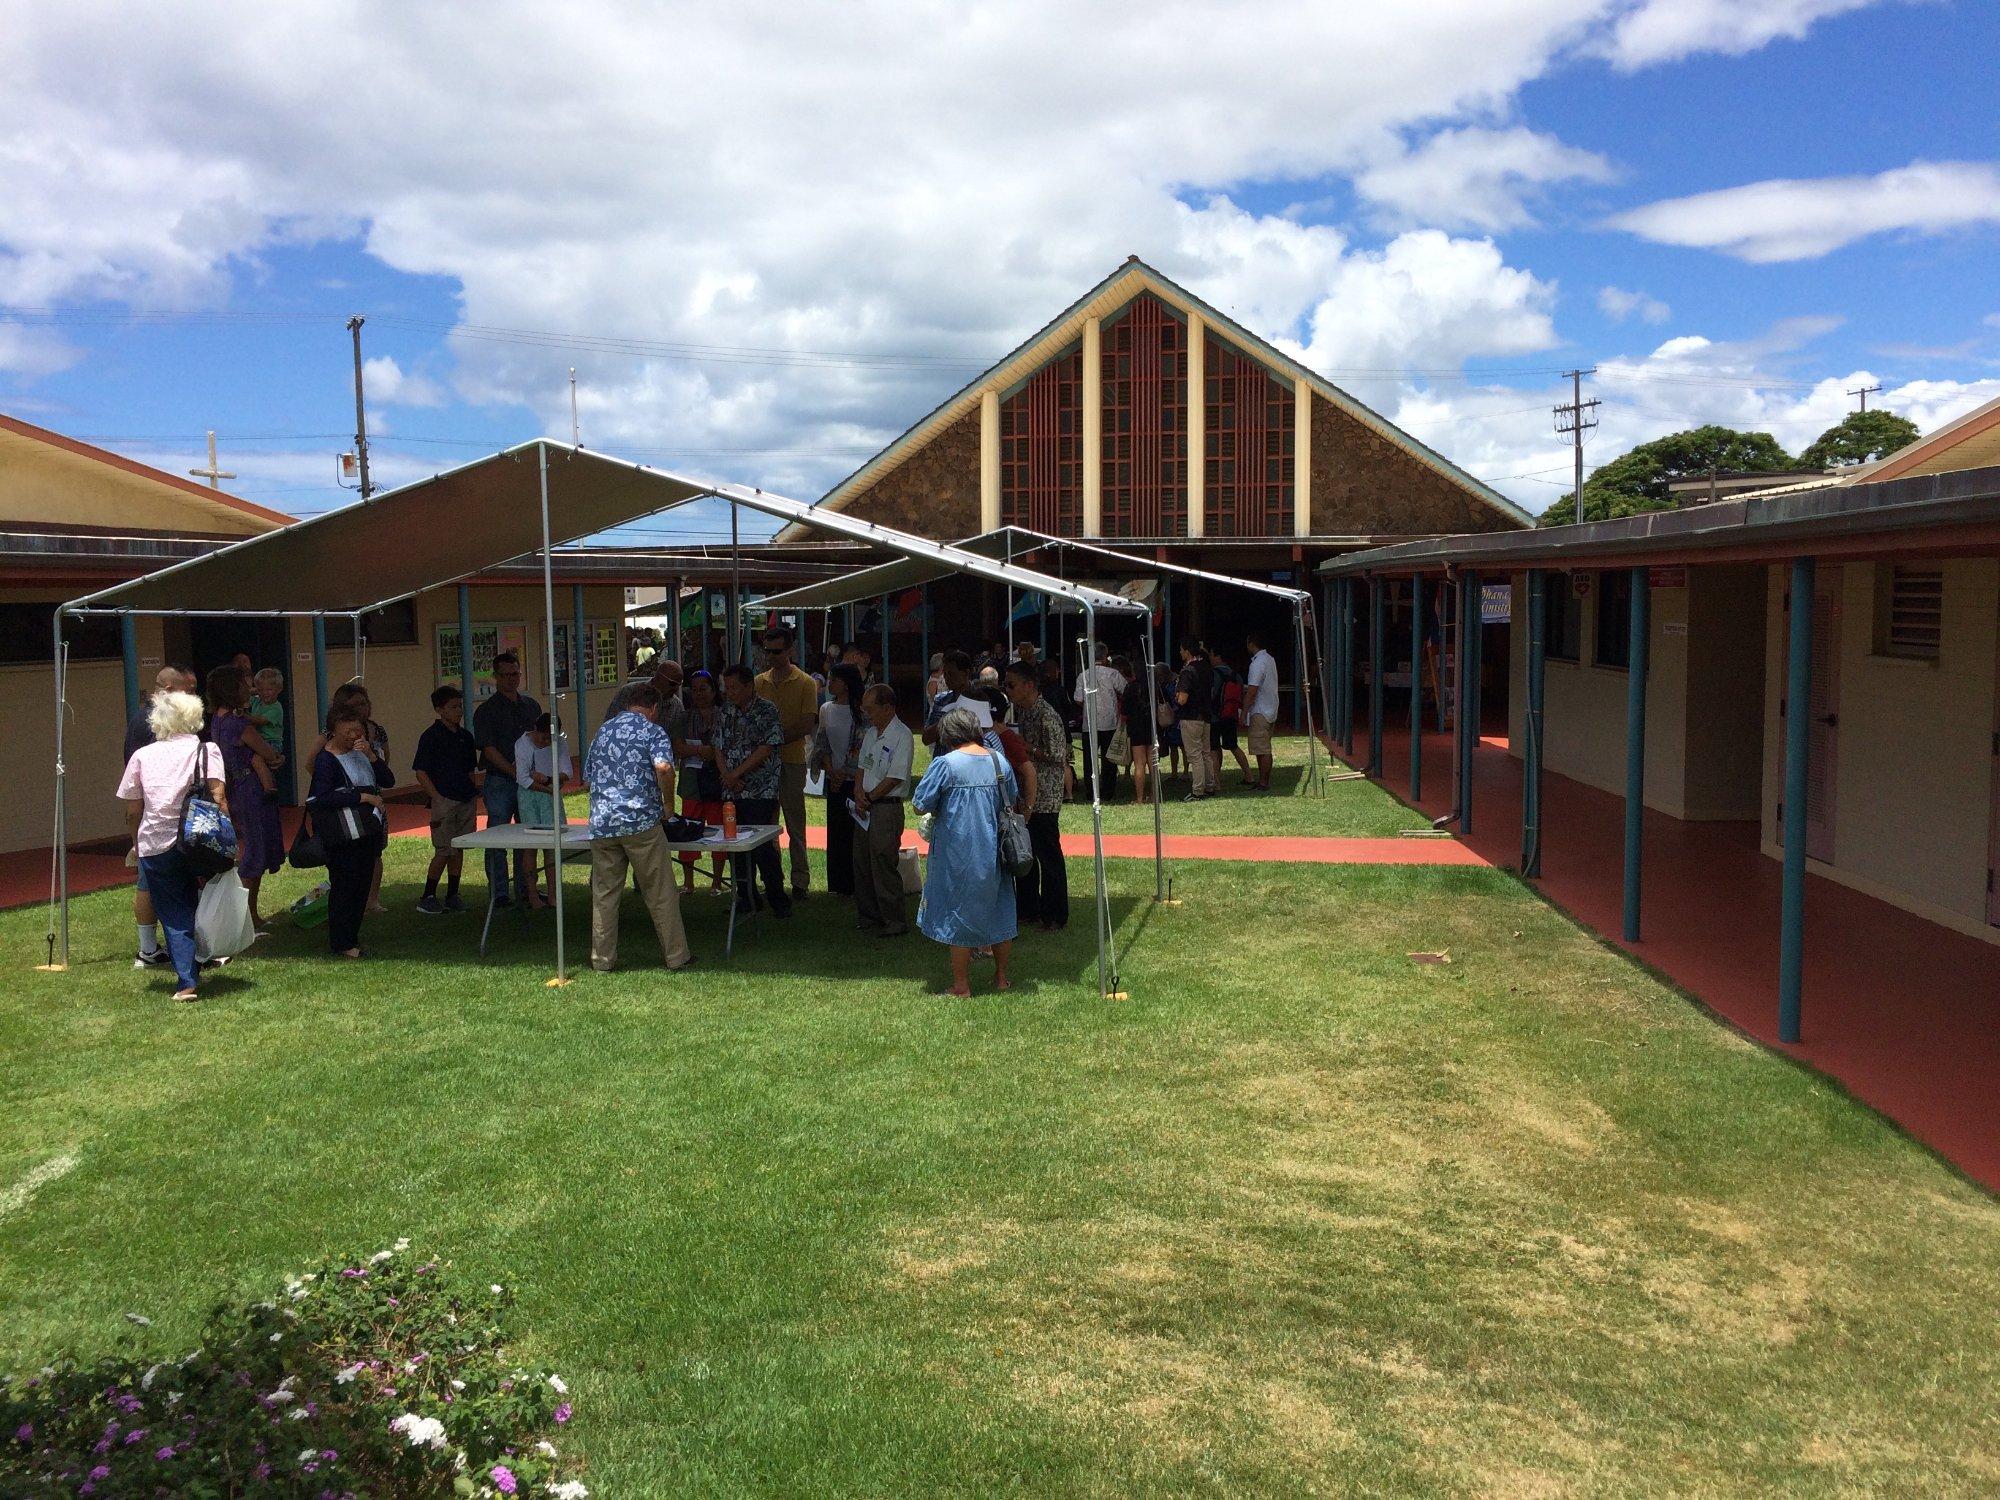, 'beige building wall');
1505,566,1766,821
8,581,629,858
1759,558,2000,940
